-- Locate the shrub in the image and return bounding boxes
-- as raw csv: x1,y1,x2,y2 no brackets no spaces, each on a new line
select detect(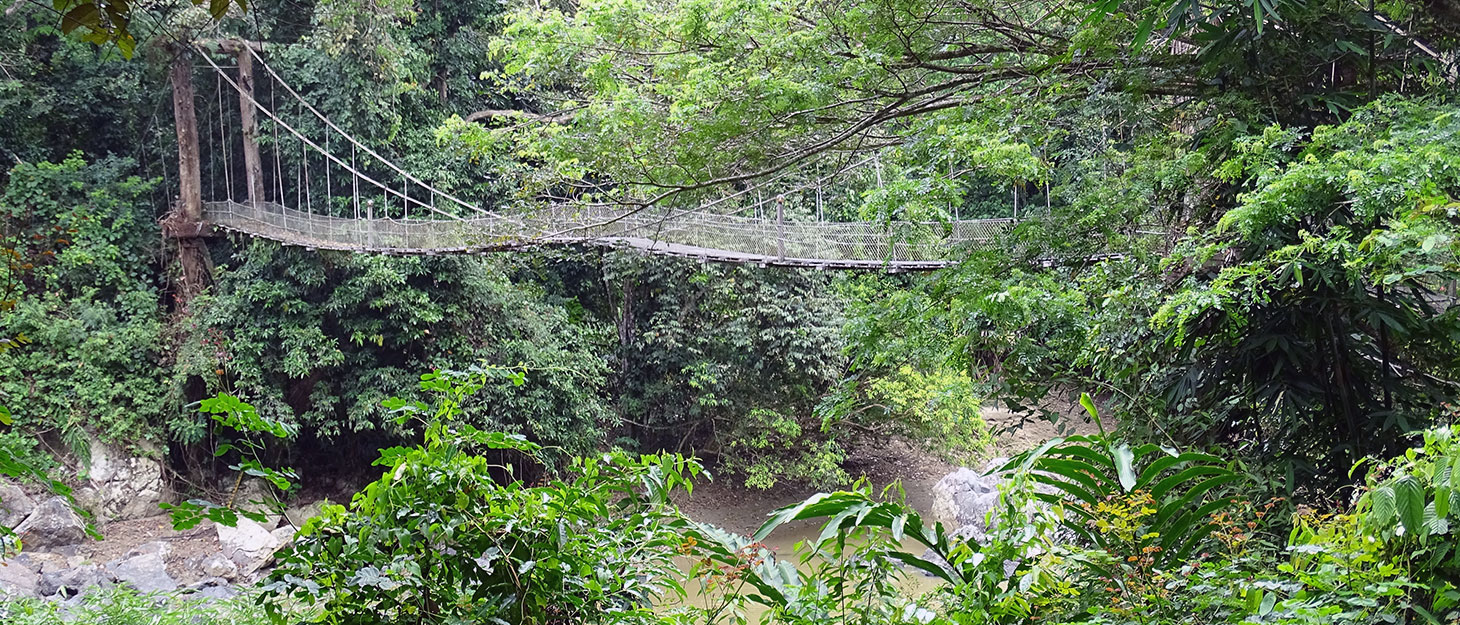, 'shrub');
0,154,166,449
718,407,849,490
861,366,992,465
263,368,705,624
0,586,270,625
1349,425,1460,619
